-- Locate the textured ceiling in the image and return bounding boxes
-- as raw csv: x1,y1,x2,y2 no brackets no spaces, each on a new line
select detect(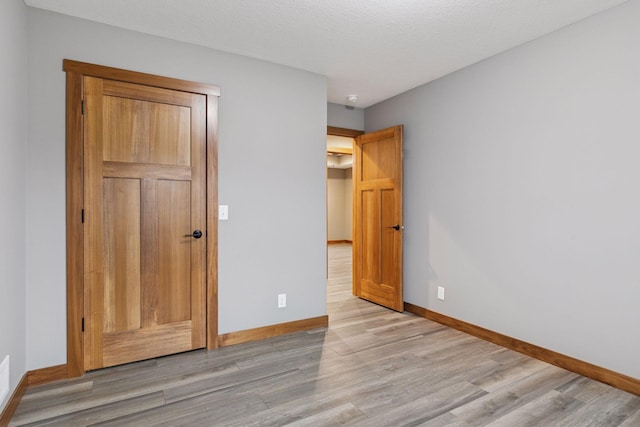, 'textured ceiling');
25,0,629,108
